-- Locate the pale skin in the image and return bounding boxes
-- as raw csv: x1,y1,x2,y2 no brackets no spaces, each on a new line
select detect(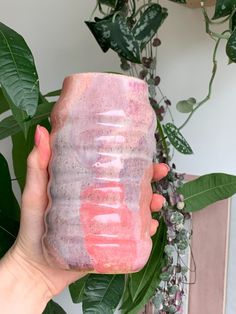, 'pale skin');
0,125,169,314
